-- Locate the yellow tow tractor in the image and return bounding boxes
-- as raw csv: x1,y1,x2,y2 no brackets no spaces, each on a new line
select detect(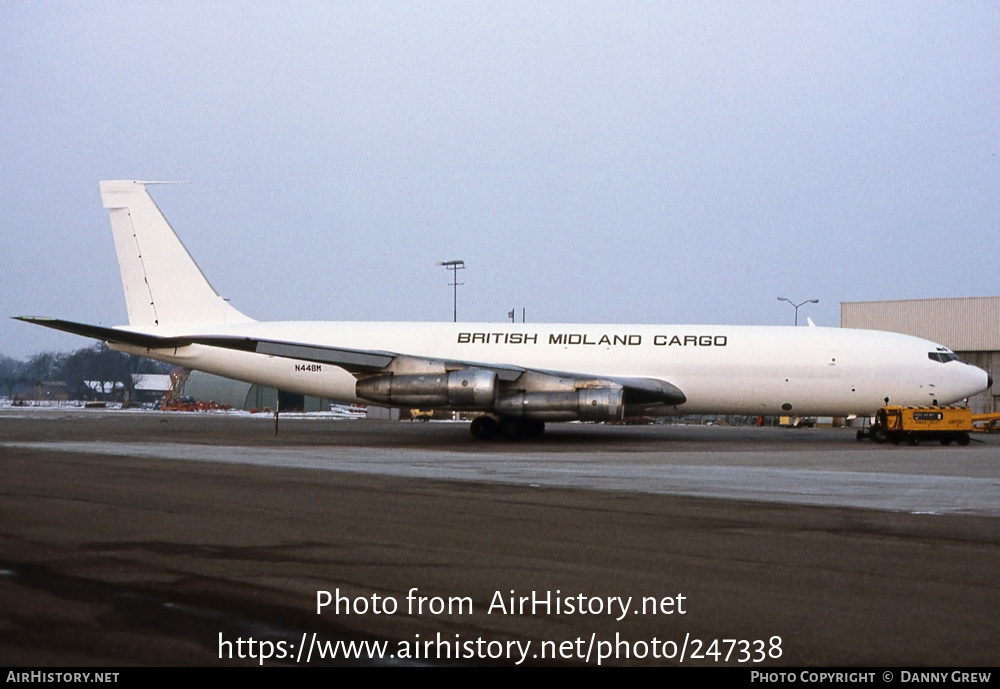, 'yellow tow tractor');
857,405,972,446
972,412,1000,434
